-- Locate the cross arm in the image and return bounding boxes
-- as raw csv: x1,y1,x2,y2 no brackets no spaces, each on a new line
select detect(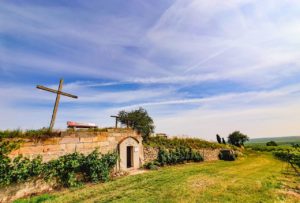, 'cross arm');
36,85,78,99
